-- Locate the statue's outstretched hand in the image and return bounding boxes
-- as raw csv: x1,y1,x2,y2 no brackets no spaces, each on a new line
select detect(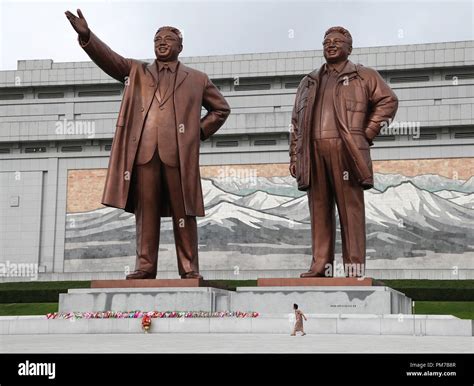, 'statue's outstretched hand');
65,9,90,41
